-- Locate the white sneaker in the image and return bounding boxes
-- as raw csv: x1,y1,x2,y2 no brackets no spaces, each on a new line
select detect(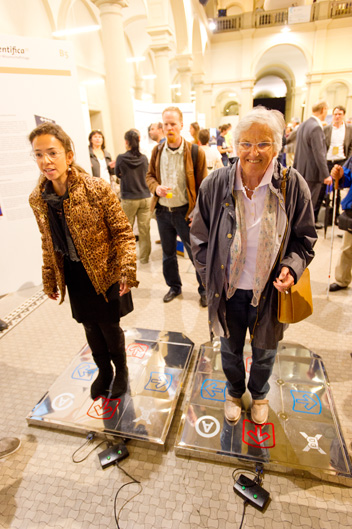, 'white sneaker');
224,396,242,423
